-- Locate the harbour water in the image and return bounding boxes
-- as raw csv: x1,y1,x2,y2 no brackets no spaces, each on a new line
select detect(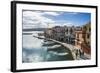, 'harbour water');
22,31,74,63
